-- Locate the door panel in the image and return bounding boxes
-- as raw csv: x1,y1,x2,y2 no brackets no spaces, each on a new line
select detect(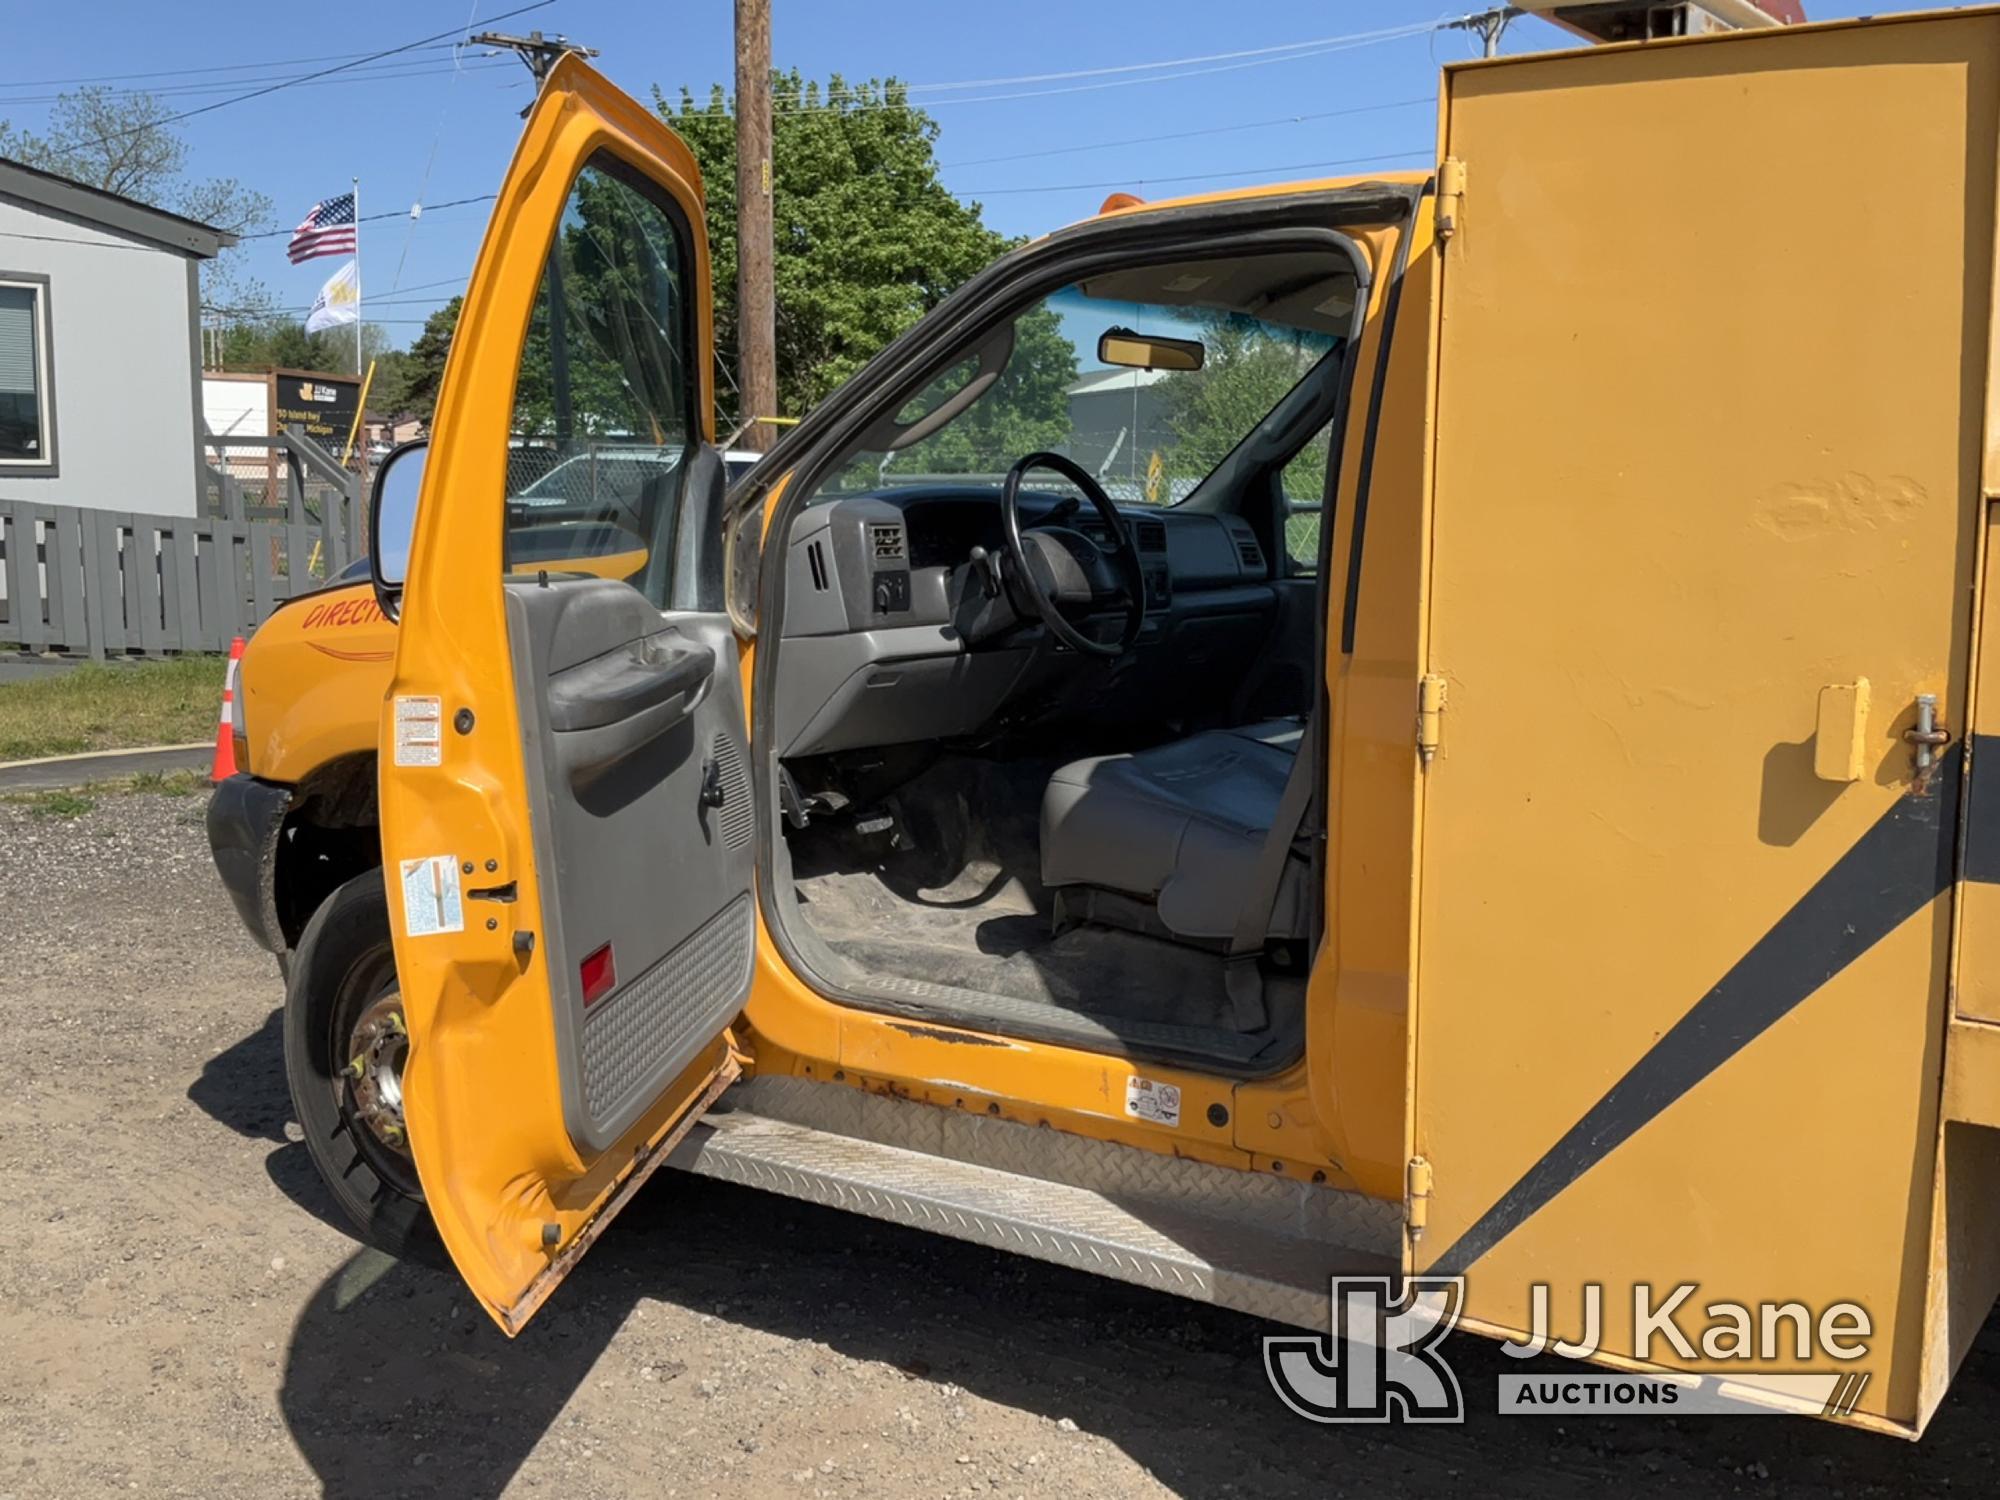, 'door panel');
1411,16,1994,1425
379,55,747,1333
507,579,755,1155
